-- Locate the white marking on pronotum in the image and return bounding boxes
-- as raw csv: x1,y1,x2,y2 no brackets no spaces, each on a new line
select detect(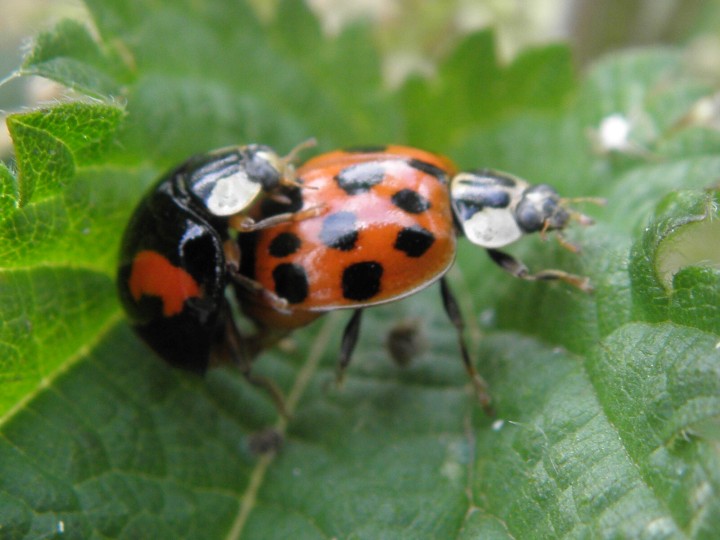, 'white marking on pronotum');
206,170,261,216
